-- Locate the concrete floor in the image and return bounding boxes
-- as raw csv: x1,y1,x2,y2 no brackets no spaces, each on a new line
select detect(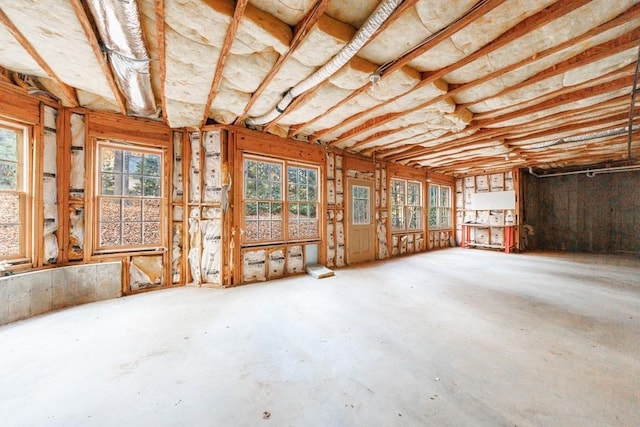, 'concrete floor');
0,248,638,426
